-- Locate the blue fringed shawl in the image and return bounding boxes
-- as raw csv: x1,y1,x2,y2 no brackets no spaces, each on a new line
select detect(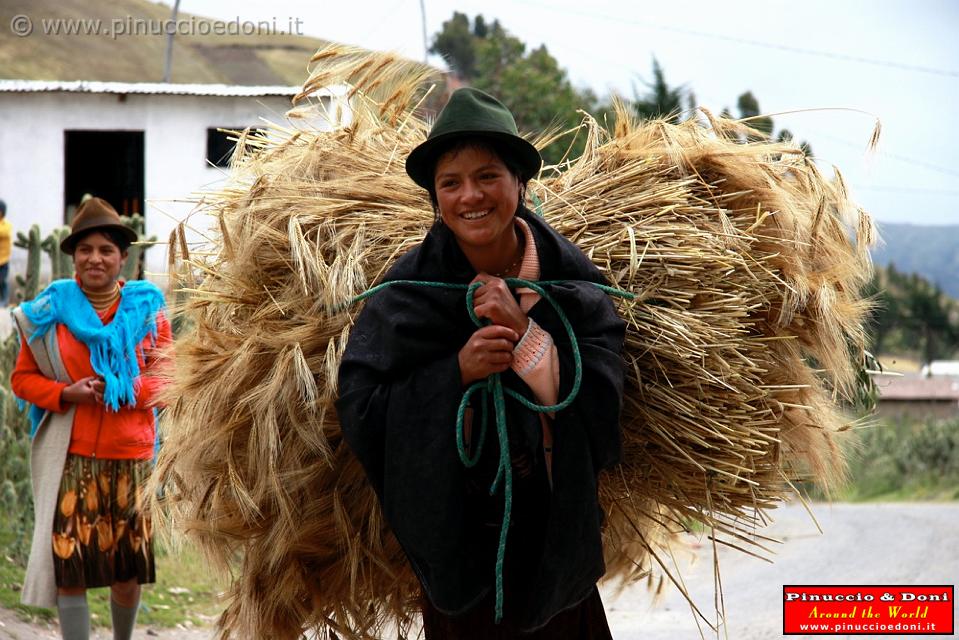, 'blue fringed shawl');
18,279,166,435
